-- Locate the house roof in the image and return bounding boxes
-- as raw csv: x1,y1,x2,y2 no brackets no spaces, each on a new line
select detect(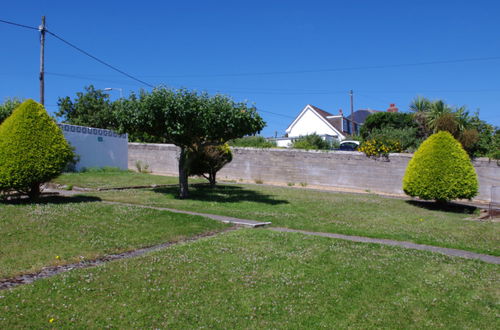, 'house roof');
308,104,334,118
285,104,345,140
308,105,360,133
347,109,380,124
